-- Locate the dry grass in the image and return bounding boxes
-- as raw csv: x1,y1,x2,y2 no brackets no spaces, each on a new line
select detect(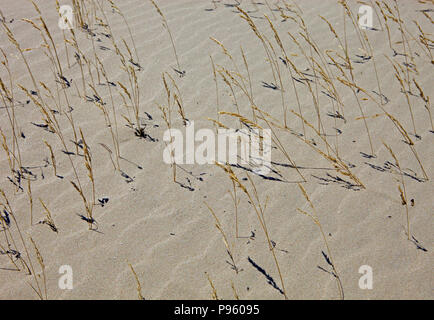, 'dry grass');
43,141,58,177
149,0,183,74
297,183,344,300
158,101,176,182
29,237,47,300
38,199,58,233
215,163,288,299
0,189,43,298
128,262,146,300
383,143,411,240
0,0,431,301
205,272,219,300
